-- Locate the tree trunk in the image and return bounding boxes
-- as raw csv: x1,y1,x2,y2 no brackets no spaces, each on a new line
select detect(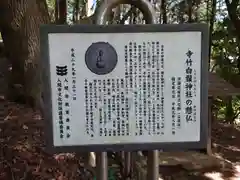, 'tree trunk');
160,0,167,24
178,1,185,23
225,0,240,73
73,0,80,23
225,96,235,124
187,0,193,23
208,0,216,66
0,0,50,108
225,0,240,41
58,0,67,24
